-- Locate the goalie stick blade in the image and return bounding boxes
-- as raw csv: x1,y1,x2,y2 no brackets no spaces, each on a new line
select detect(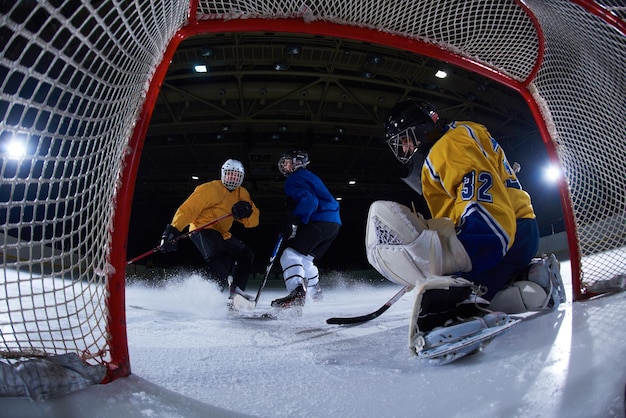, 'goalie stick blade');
326,285,413,325
417,317,520,365
326,305,390,325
